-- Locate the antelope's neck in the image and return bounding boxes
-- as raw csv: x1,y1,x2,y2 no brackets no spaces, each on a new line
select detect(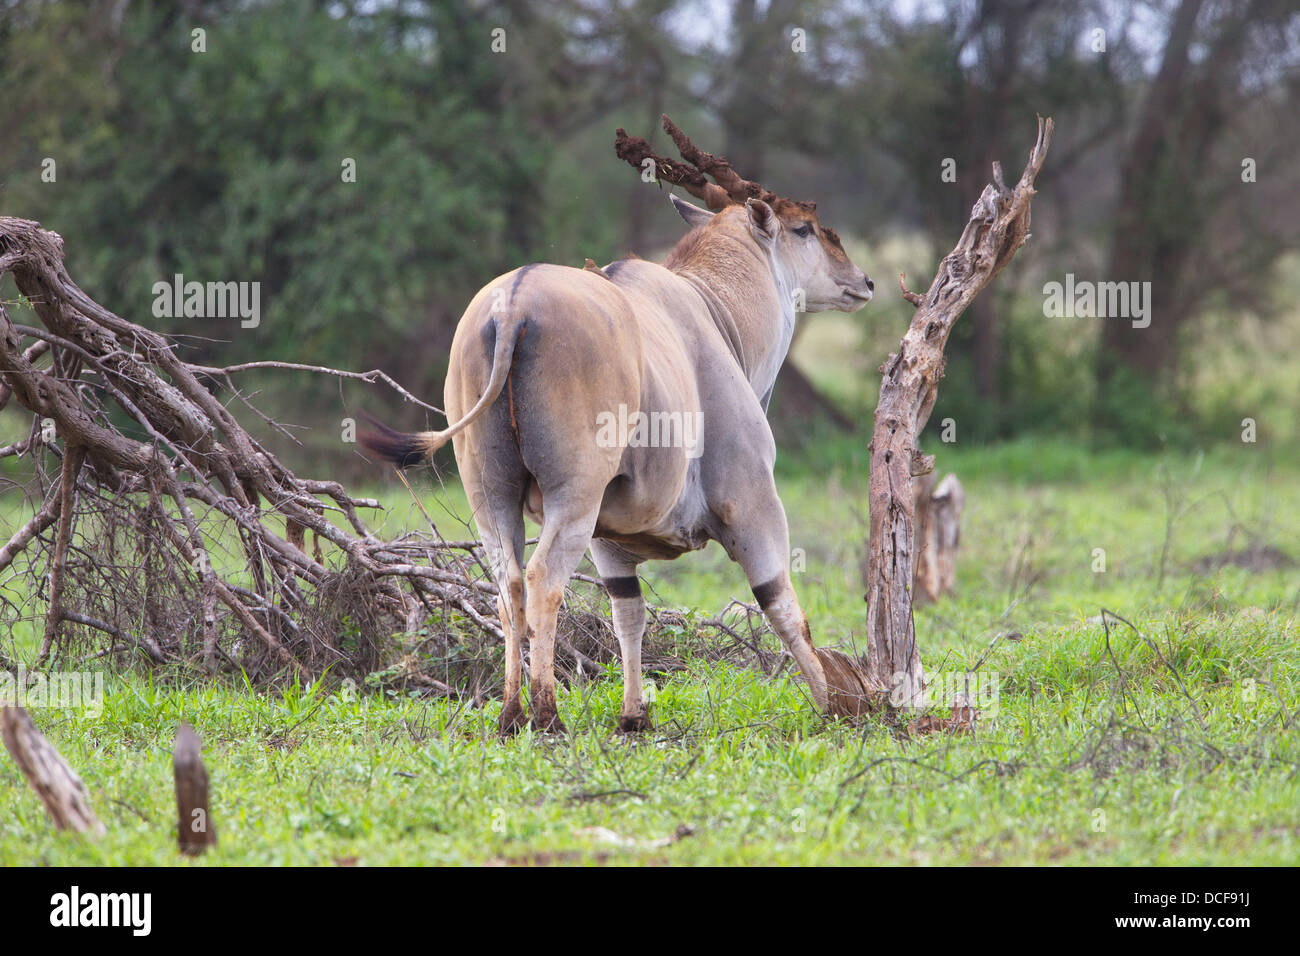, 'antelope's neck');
670,235,795,405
